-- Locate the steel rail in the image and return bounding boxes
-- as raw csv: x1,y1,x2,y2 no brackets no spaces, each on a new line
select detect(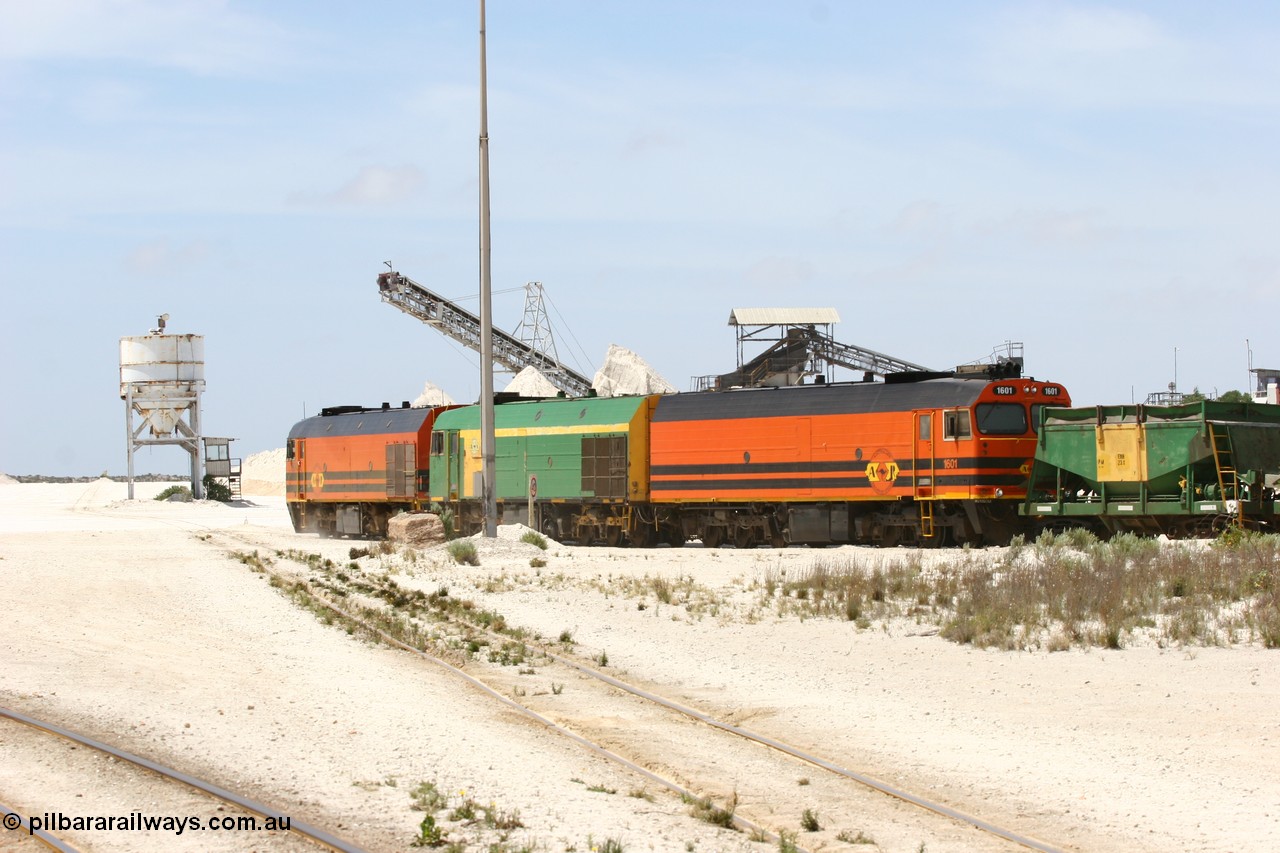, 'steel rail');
545,654,1066,853
0,798,79,852
0,708,367,853
285,582,805,850
147,523,1059,851
418,600,1067,853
